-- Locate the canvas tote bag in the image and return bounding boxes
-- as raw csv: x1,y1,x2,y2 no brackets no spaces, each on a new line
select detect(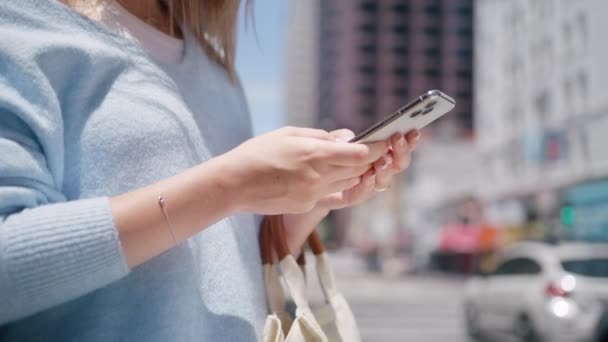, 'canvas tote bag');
260,215,362,342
